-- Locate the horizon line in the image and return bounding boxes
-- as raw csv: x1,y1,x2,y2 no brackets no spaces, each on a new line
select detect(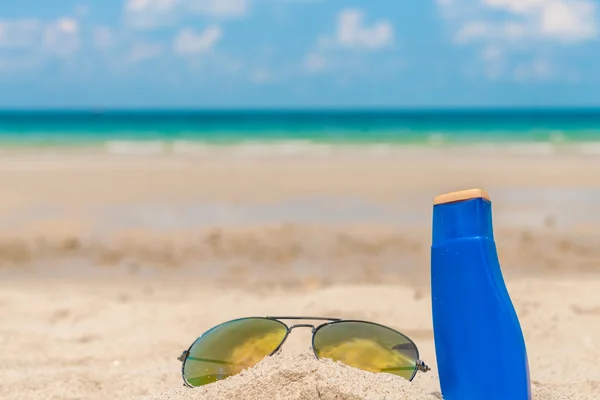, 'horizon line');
2,106,600,113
